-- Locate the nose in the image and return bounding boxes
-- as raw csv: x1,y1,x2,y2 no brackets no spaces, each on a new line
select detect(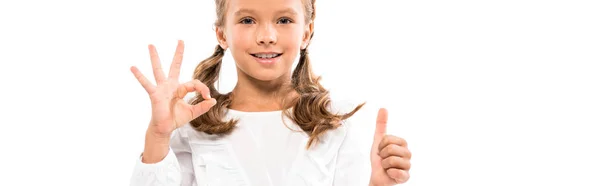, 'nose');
256,23,277,45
